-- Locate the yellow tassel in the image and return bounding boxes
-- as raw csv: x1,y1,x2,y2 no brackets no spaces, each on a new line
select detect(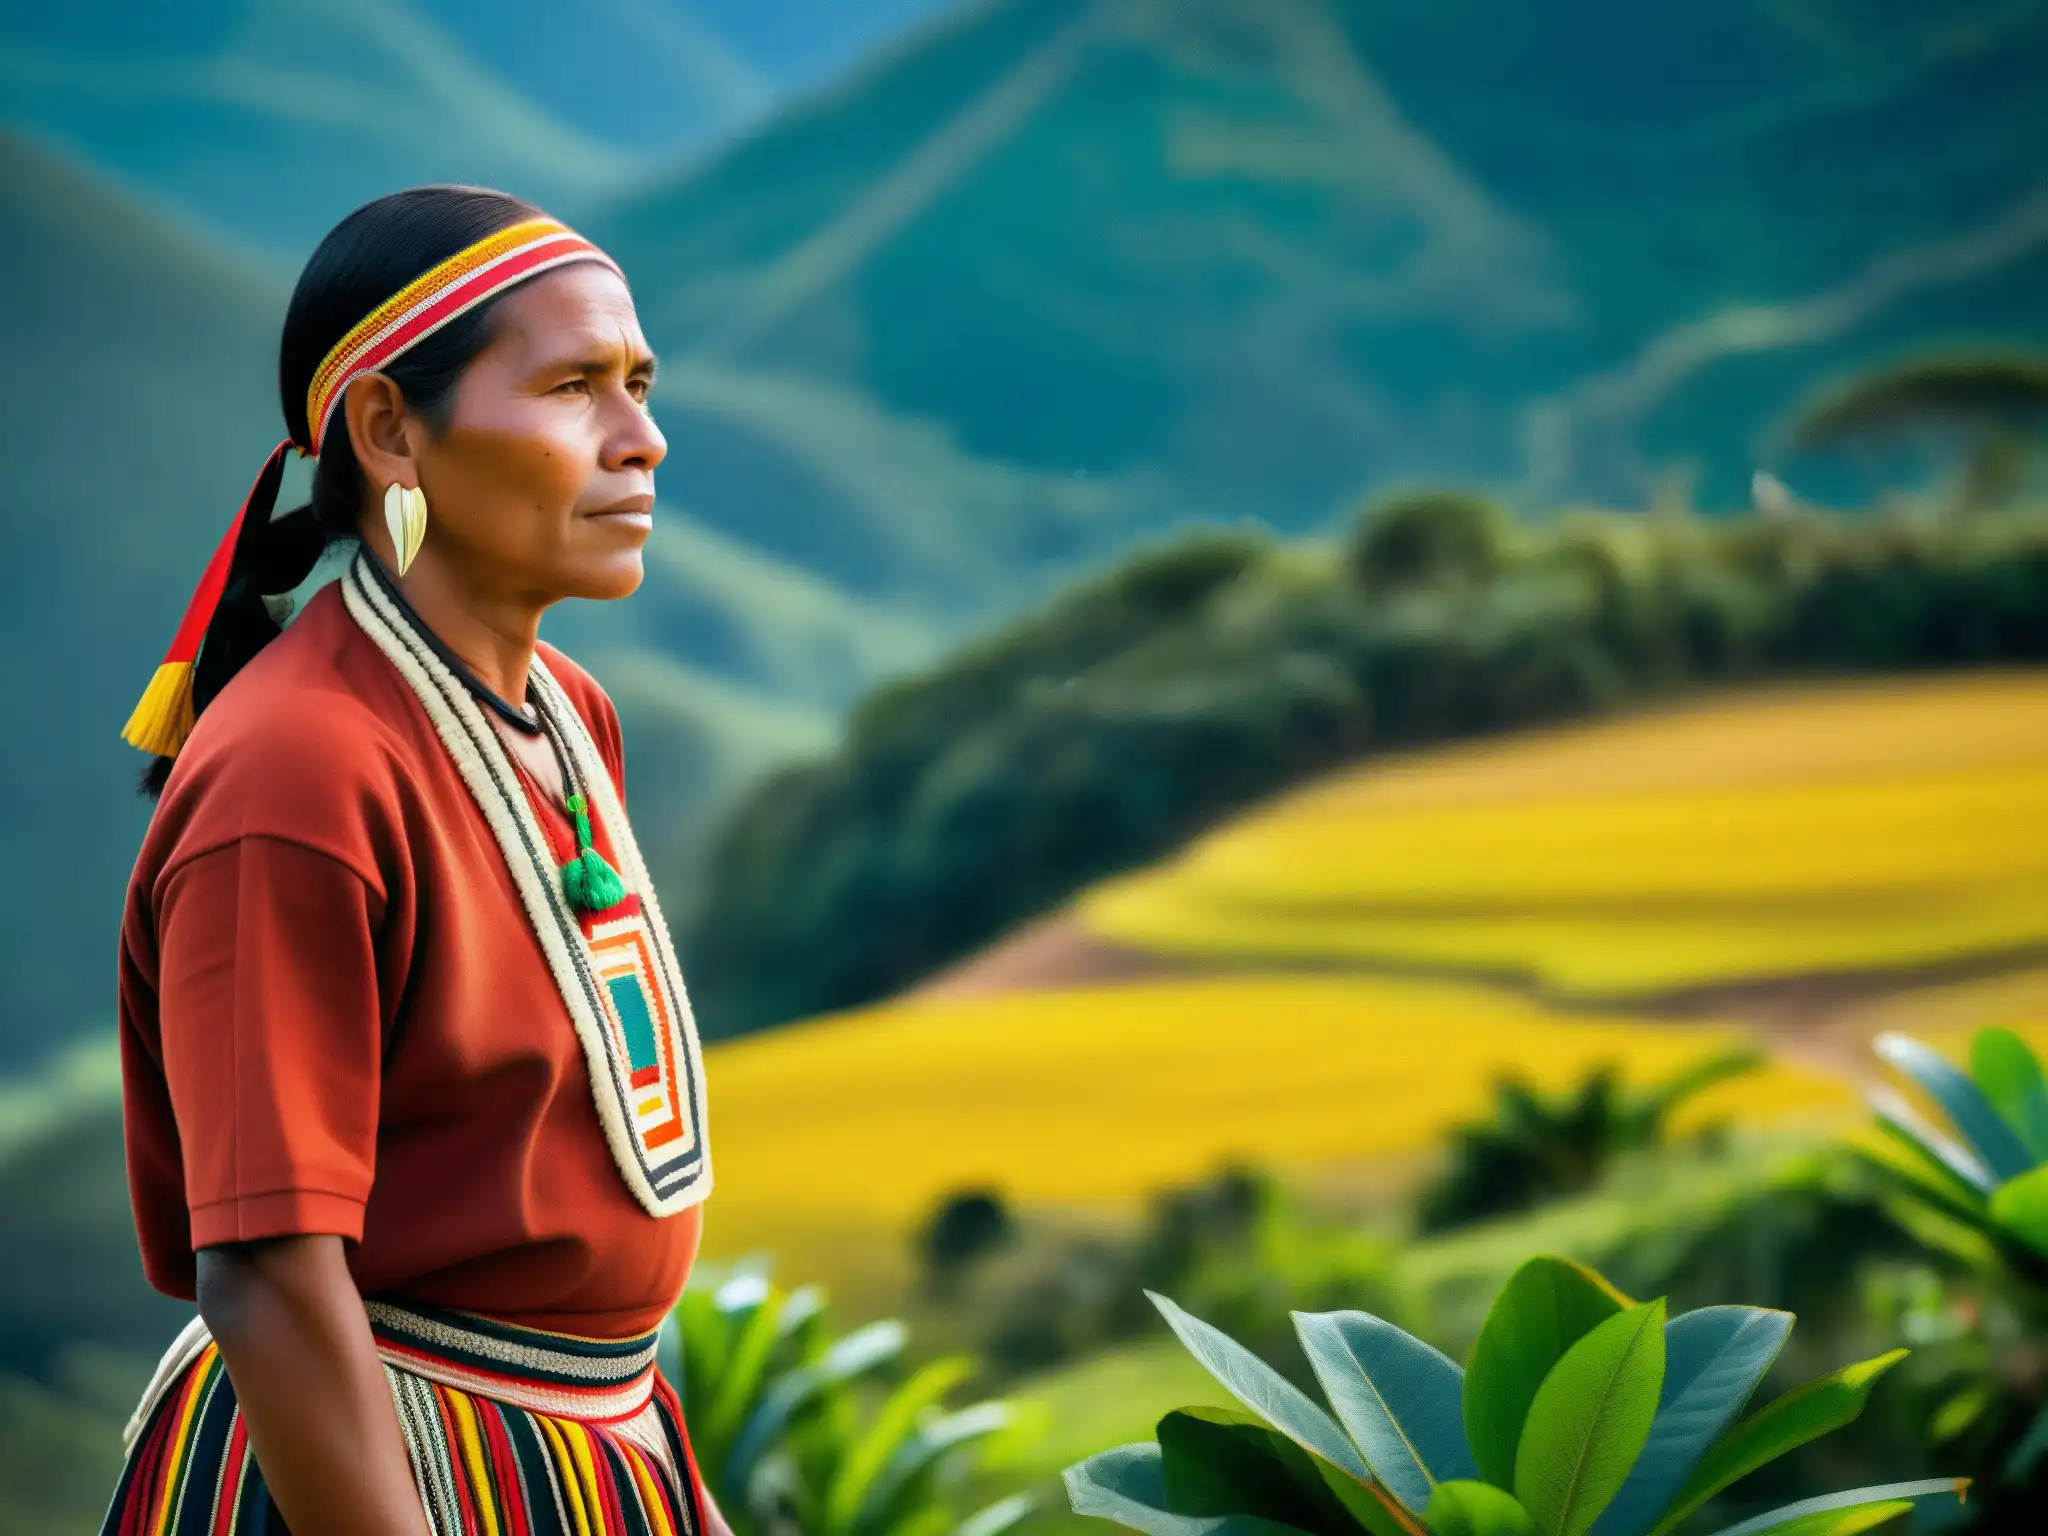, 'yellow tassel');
121,661,197,757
